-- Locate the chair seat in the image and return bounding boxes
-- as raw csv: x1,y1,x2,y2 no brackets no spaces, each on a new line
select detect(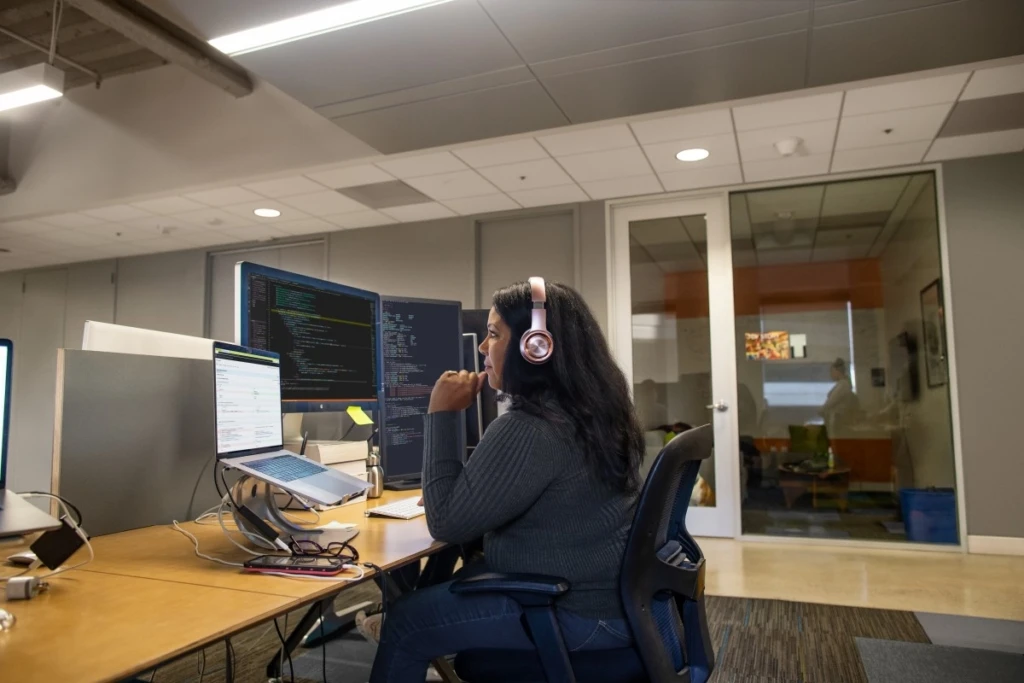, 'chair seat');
455,646,647,683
